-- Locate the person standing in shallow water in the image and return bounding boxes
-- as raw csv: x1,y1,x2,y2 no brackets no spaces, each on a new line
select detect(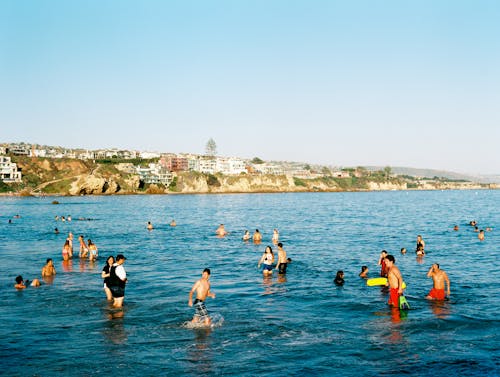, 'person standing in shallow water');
426,263,450,300
258,246,274,276
188,268,216,326
41,258,56,277
101,255,115,301
378,250,388,277
253,229,262,244
108,254,127,308
384,255,404,307
275,243,288,274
